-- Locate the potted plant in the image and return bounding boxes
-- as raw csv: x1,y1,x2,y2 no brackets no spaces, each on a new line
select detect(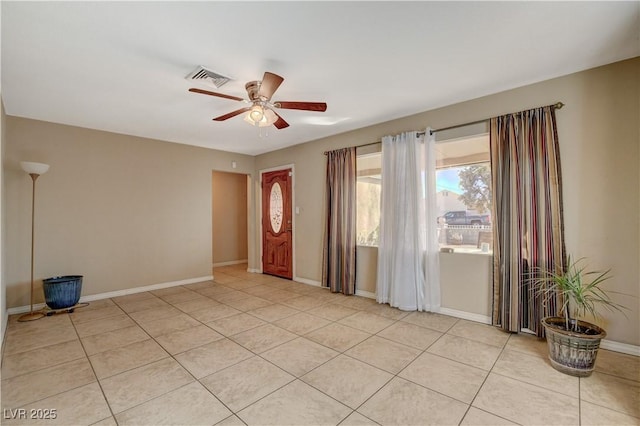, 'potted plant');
531,256,626,377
